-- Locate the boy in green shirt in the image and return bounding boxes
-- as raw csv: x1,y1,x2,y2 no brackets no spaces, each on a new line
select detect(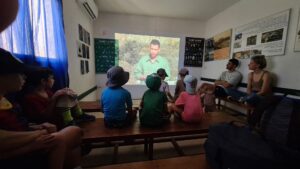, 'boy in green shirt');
139,73,171,127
